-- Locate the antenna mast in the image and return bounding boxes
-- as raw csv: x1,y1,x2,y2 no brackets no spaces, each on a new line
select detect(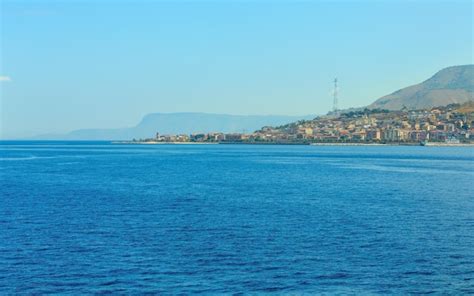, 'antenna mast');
333,78,338,115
